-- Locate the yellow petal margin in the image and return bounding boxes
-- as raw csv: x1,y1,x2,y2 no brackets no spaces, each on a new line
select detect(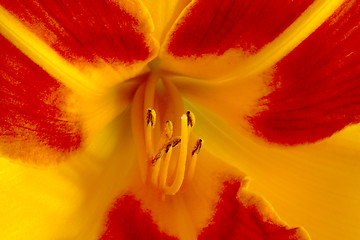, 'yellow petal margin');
0,110,136,239
187,99,360,240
